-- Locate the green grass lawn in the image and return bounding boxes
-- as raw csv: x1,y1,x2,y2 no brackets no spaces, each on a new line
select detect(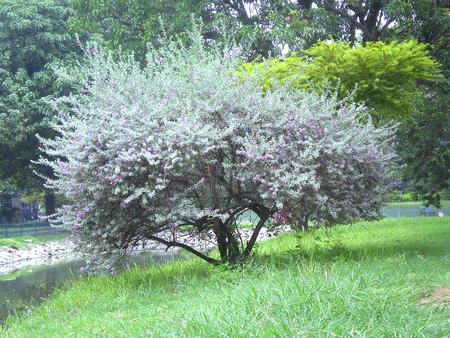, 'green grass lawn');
0,234,67,249
385,200,450,210
2,217,449,337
